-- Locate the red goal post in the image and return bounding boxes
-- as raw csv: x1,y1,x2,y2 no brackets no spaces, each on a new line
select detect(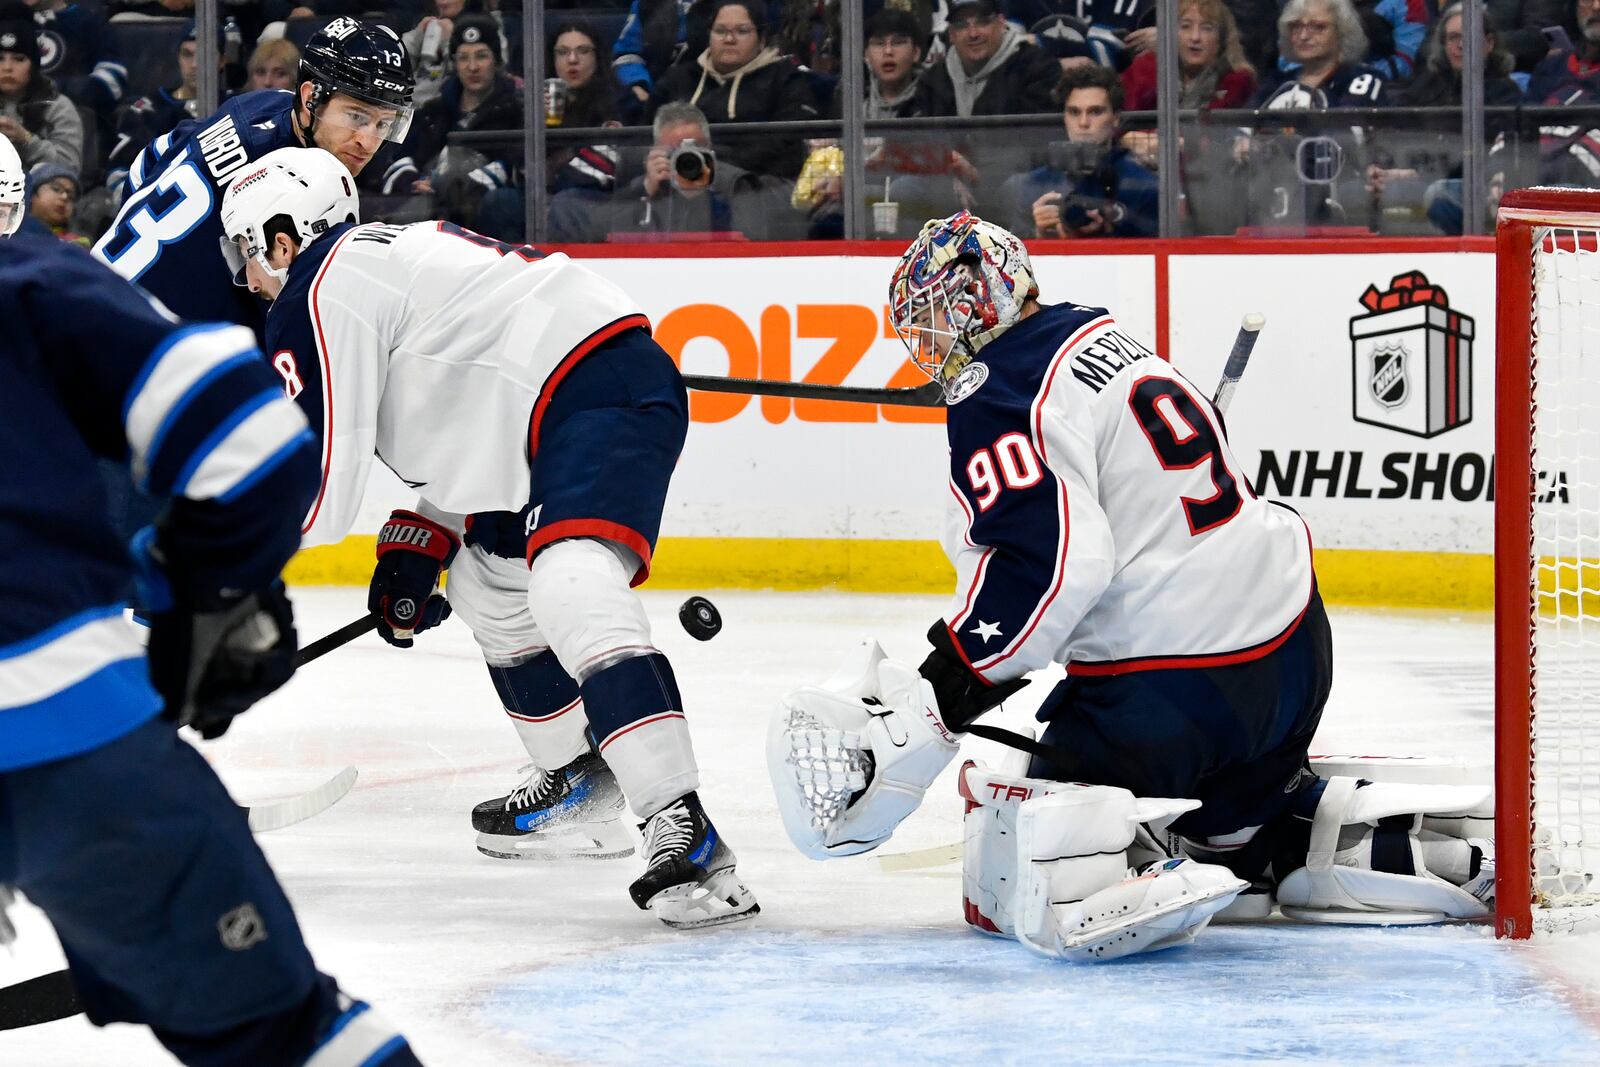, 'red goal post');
1495,187,1600,938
